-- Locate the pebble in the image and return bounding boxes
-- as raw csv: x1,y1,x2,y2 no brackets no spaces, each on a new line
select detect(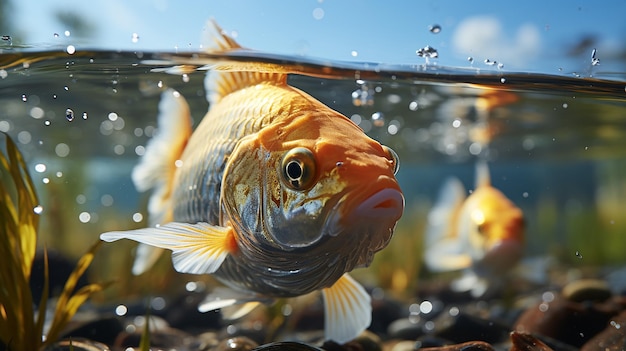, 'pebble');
562,279,612,303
